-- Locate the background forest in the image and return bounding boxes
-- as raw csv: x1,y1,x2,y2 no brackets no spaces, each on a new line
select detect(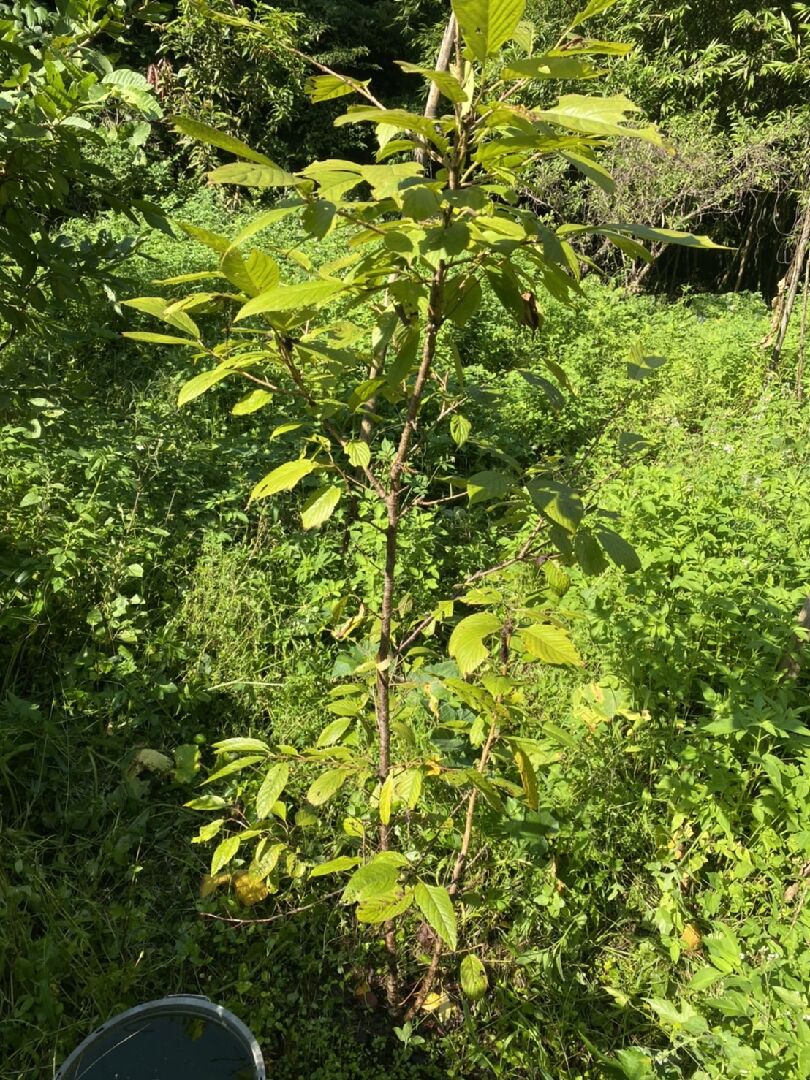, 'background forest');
2,1,810,1077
